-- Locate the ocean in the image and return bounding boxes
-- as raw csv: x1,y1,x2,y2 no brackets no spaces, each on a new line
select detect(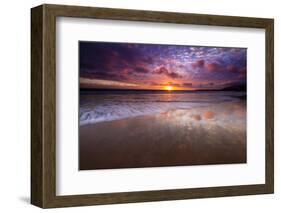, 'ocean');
79,90,246,126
